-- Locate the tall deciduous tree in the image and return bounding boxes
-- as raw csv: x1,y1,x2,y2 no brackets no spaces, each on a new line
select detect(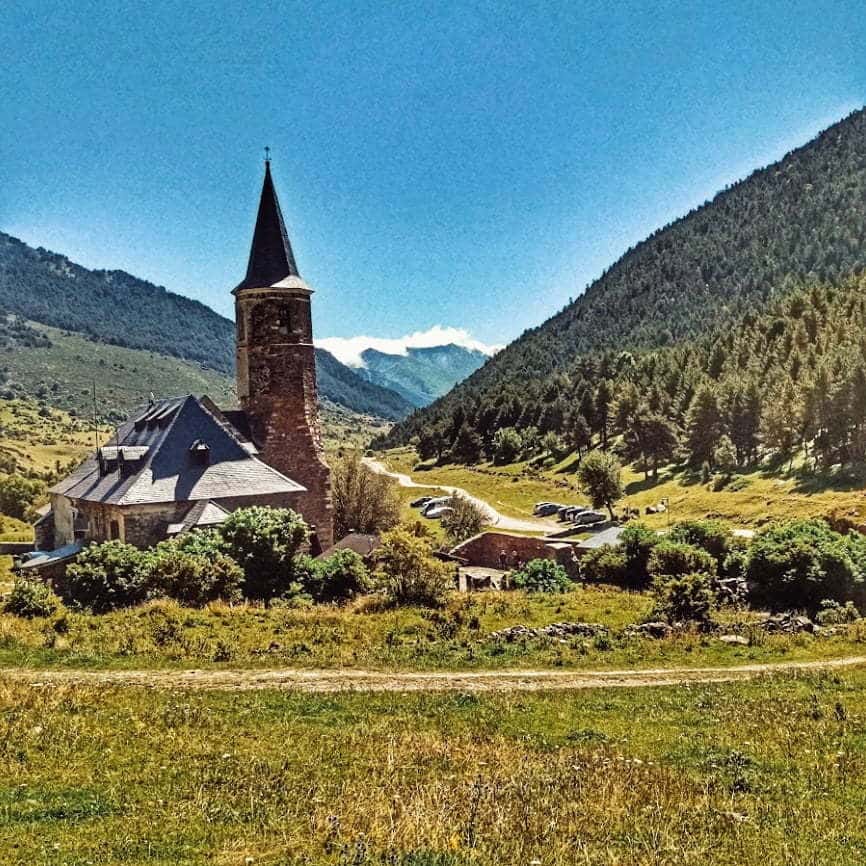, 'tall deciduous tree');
330,451,401,541
577,450,624,520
